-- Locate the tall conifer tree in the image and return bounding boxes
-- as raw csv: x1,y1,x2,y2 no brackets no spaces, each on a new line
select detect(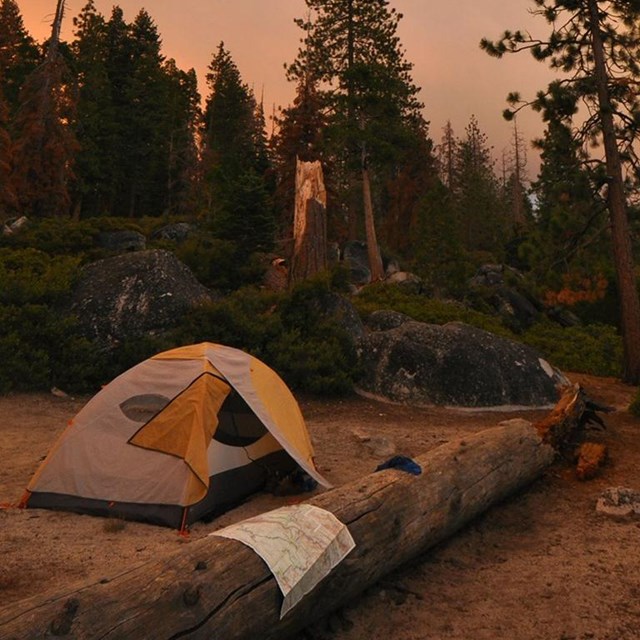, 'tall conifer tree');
0,81,16,219
287,0,432,253
482,0,640,383
71,0,115,216
201,42,274,255
0,0,41,115
12,0,78,217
